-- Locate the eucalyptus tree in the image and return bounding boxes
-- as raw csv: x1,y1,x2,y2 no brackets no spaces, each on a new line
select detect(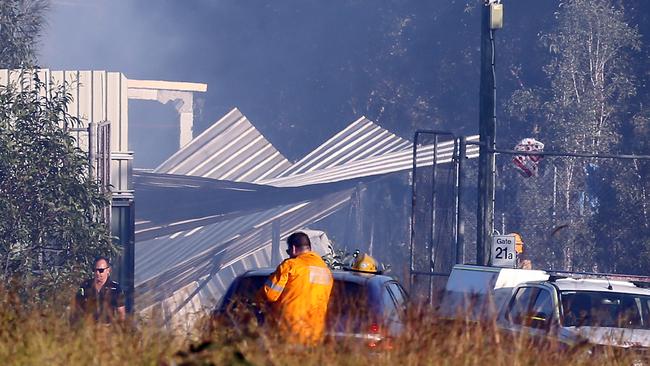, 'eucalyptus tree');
507,0,643,272
0,0,48,68
0,78,117,301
